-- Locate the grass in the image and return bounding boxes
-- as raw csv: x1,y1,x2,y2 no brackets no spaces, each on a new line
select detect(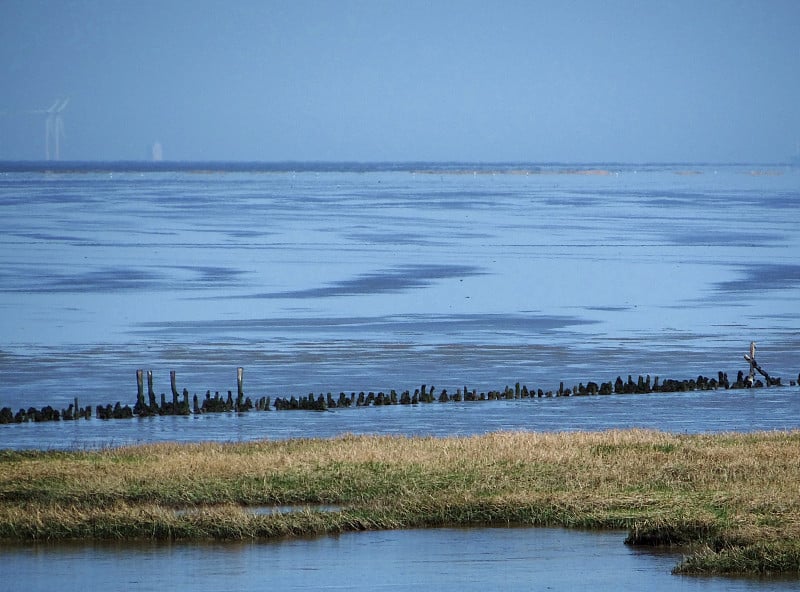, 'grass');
1,429,799,577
